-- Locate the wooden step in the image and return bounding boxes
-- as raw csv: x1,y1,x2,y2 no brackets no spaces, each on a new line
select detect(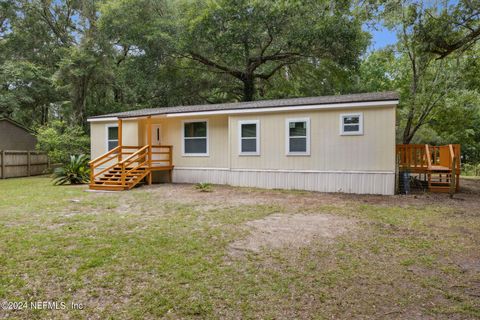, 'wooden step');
89,184,127,191
429,186,451,193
